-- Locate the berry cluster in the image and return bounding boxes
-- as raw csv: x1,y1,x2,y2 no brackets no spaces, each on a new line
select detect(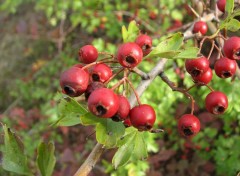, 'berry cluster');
60,34,156,132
